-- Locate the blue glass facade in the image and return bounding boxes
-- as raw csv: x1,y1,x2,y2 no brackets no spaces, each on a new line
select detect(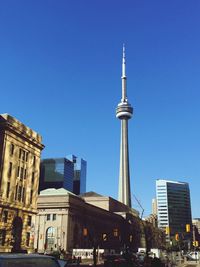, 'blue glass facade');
67,155,87,195
39,156,86,195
